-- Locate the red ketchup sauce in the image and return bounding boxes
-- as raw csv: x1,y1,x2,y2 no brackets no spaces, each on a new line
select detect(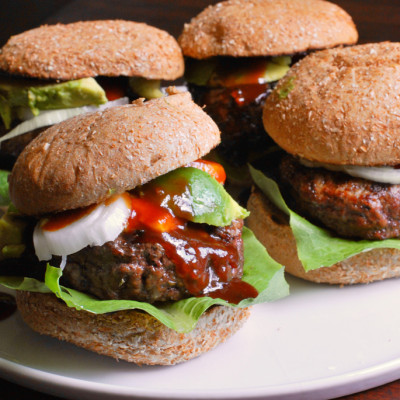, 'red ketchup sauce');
97,77,126,101
230,84,268,107
42,204,97,231
220,58,270,107
40,160,257,304
126,161,257,303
